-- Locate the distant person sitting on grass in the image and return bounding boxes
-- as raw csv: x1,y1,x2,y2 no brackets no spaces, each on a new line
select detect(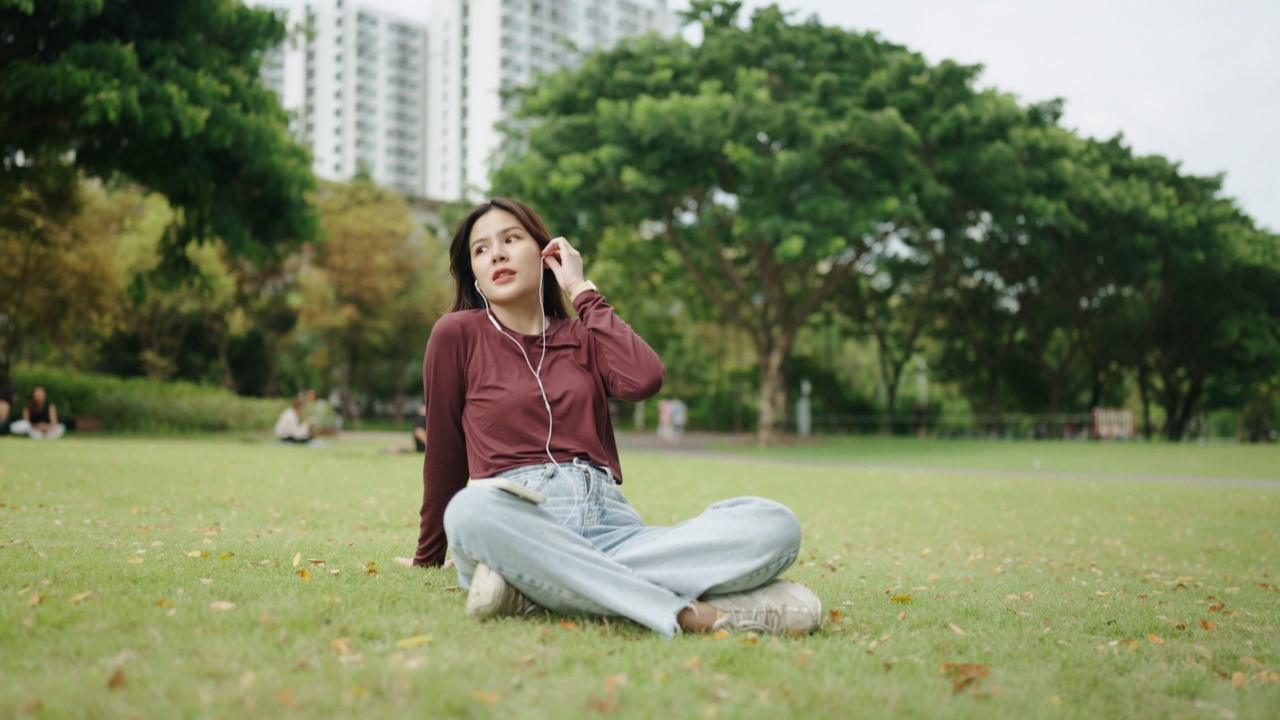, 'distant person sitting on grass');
10,386,66,440
273,394,312,444
0,388,12,436
397,197,822,639
412,403,427,453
